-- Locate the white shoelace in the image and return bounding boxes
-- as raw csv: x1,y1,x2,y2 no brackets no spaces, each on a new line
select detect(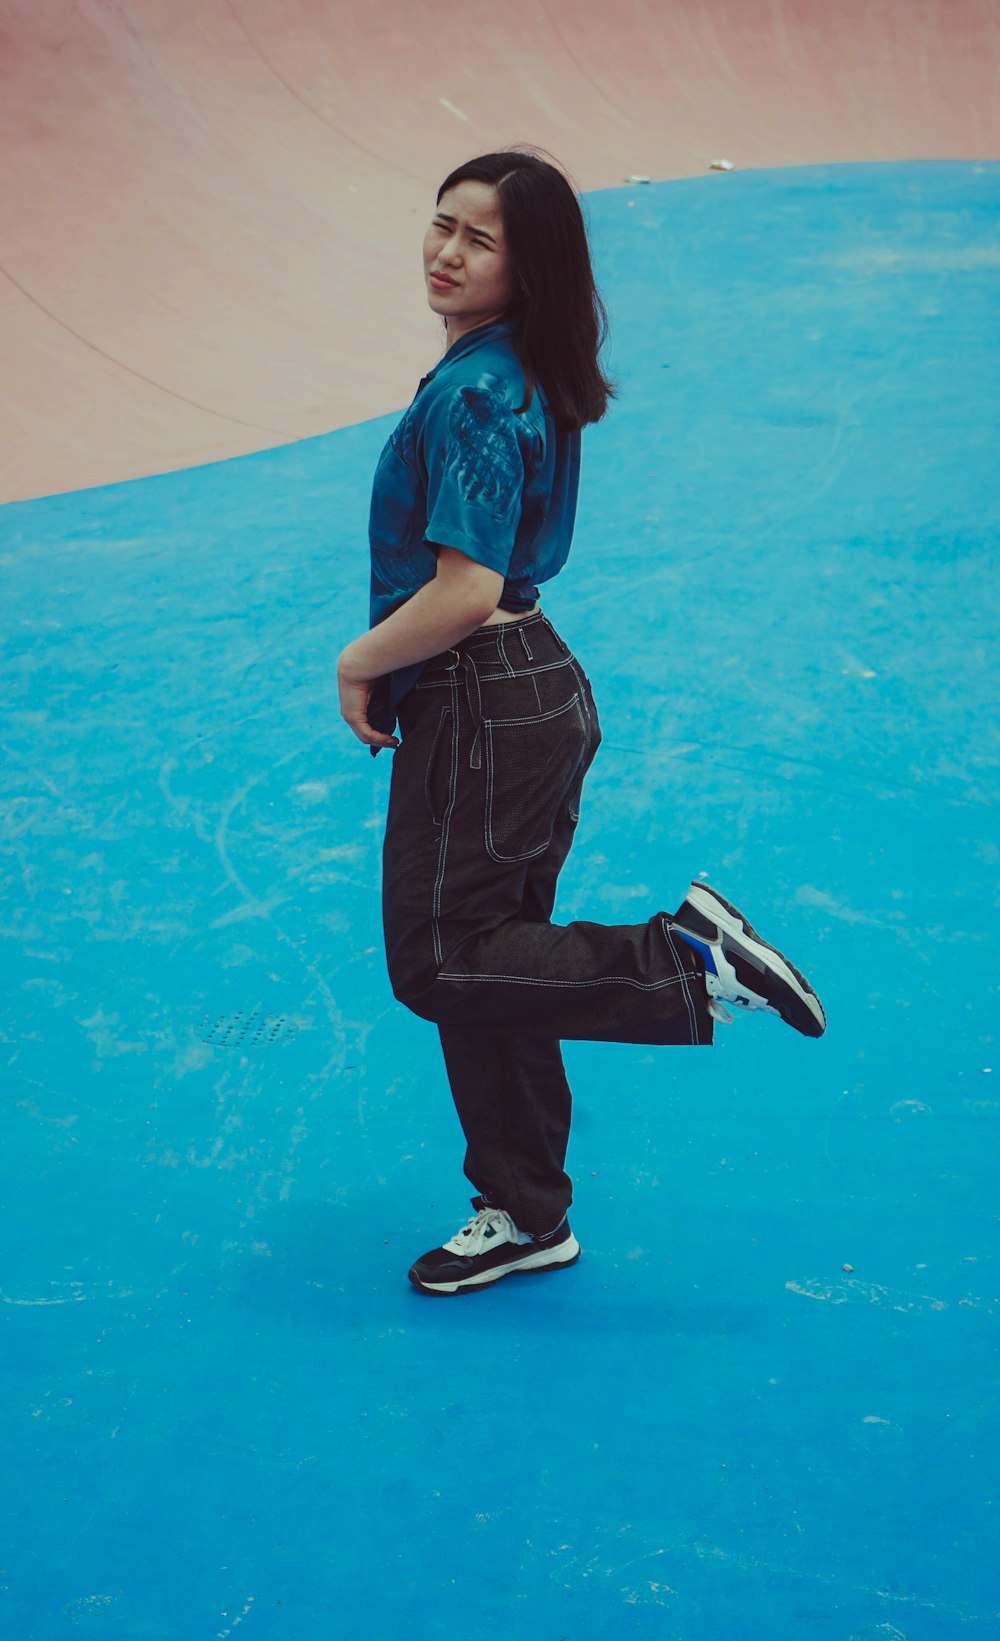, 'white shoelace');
443,1206,529,1256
